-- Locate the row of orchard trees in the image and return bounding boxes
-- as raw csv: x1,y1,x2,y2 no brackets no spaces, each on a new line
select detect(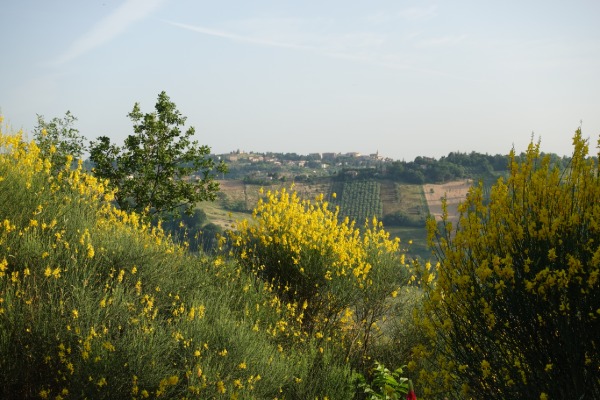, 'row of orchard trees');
339,180,383,224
